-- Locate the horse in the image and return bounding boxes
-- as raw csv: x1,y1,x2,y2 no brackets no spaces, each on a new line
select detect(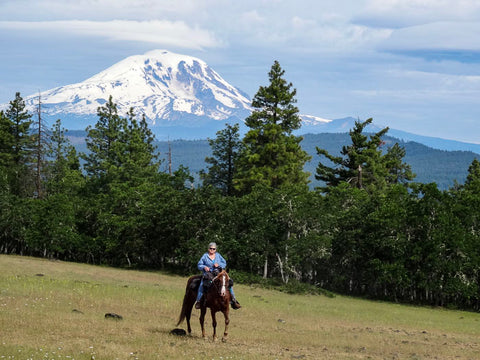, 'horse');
177,269,231,341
